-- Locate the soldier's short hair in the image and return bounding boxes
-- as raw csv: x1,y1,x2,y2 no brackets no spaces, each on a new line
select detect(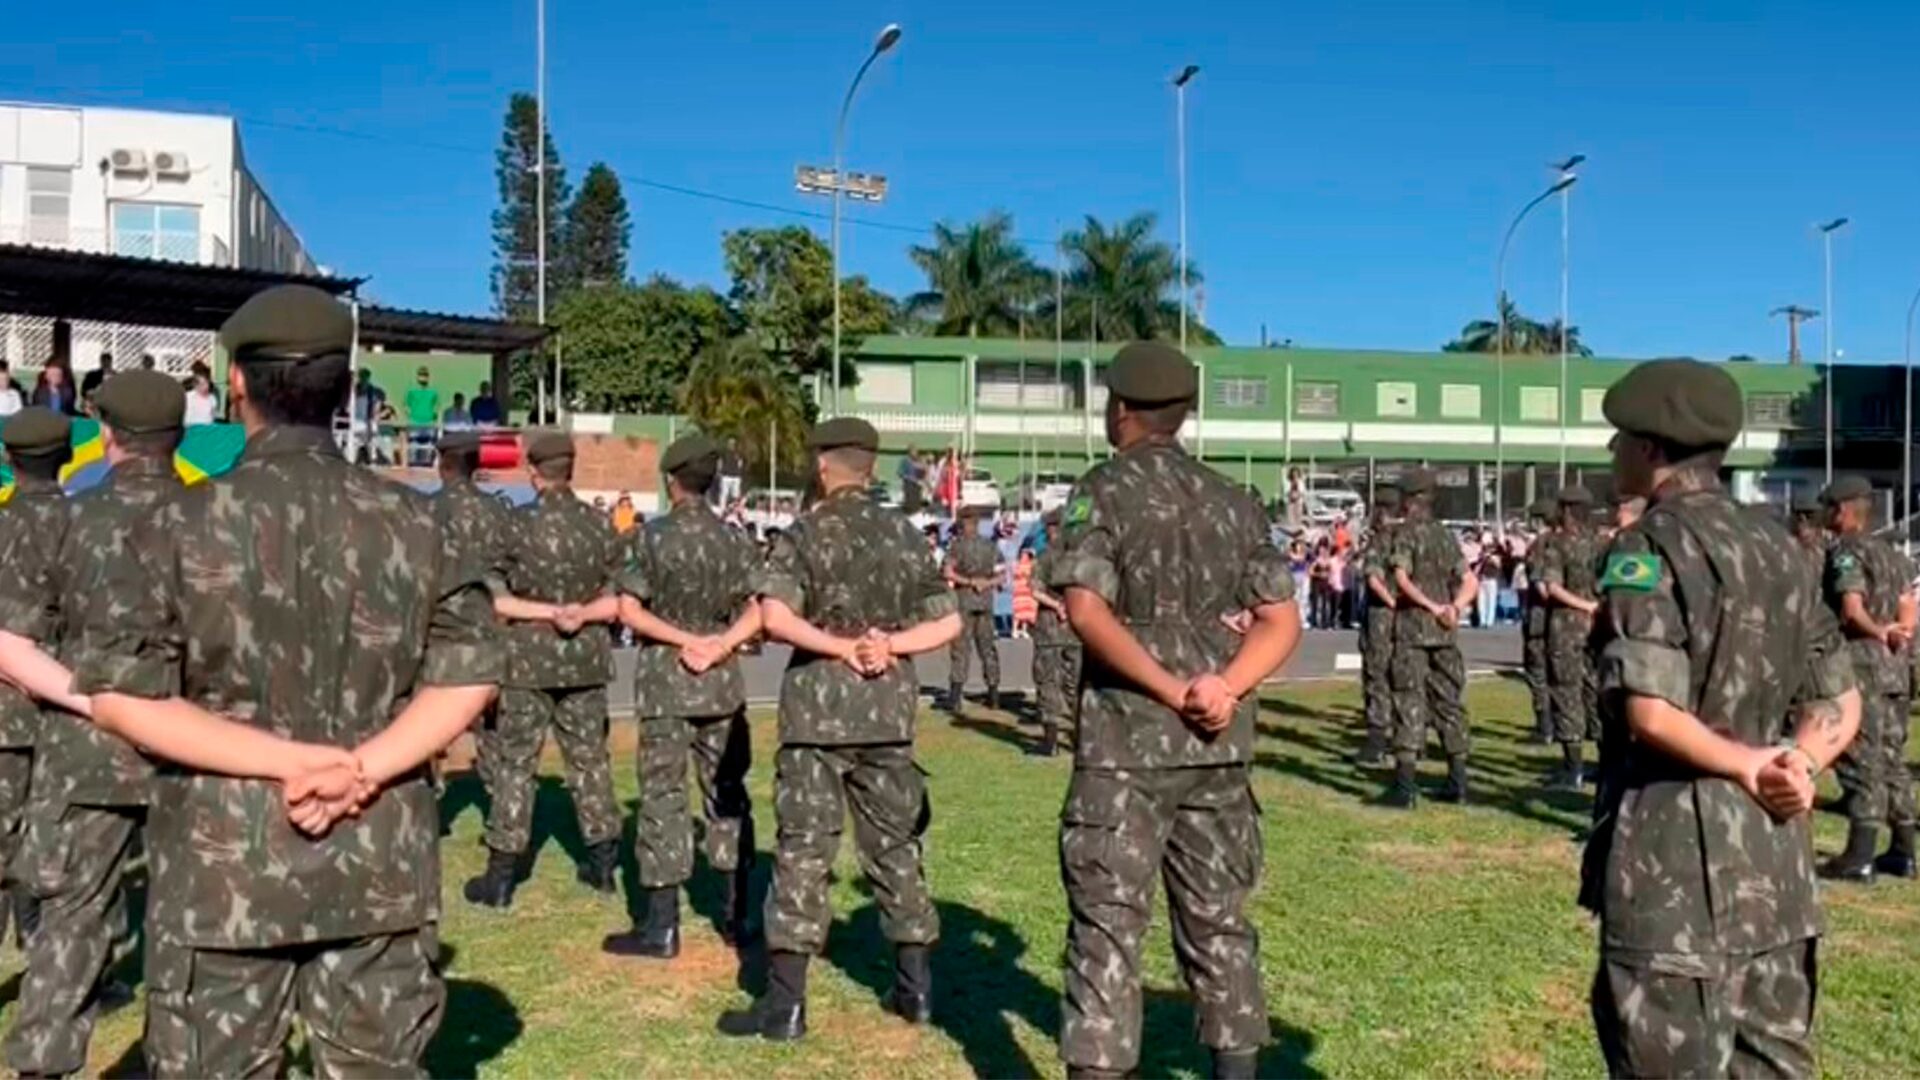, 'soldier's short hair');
114,428,184,459
1131,398,1190,436
439,443,481,479
6,451,61,481
236,353,352,428
821,446,876,477
672,461,718,496
532,454,573,483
